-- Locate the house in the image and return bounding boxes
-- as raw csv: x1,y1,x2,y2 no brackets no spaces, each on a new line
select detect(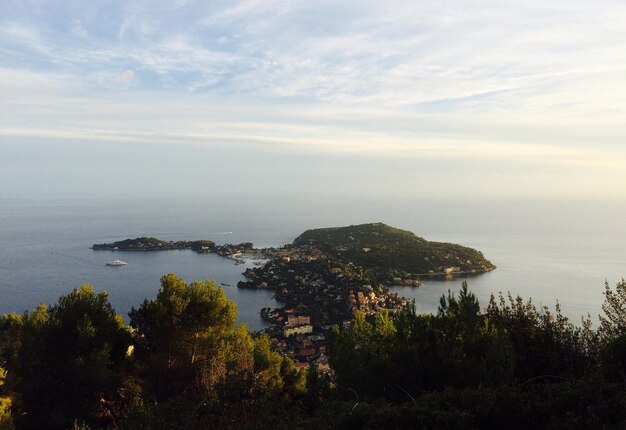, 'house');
308,334,325,342
298,347,316,357
287,314,311,327
284,324,313,337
